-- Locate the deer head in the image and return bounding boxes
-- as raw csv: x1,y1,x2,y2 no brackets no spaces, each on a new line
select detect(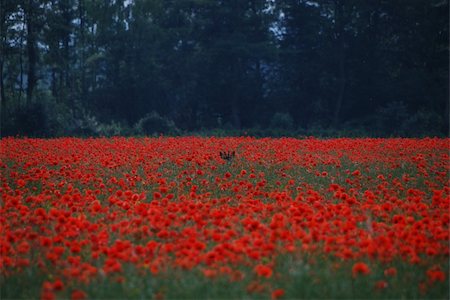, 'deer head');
220,151,235,162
